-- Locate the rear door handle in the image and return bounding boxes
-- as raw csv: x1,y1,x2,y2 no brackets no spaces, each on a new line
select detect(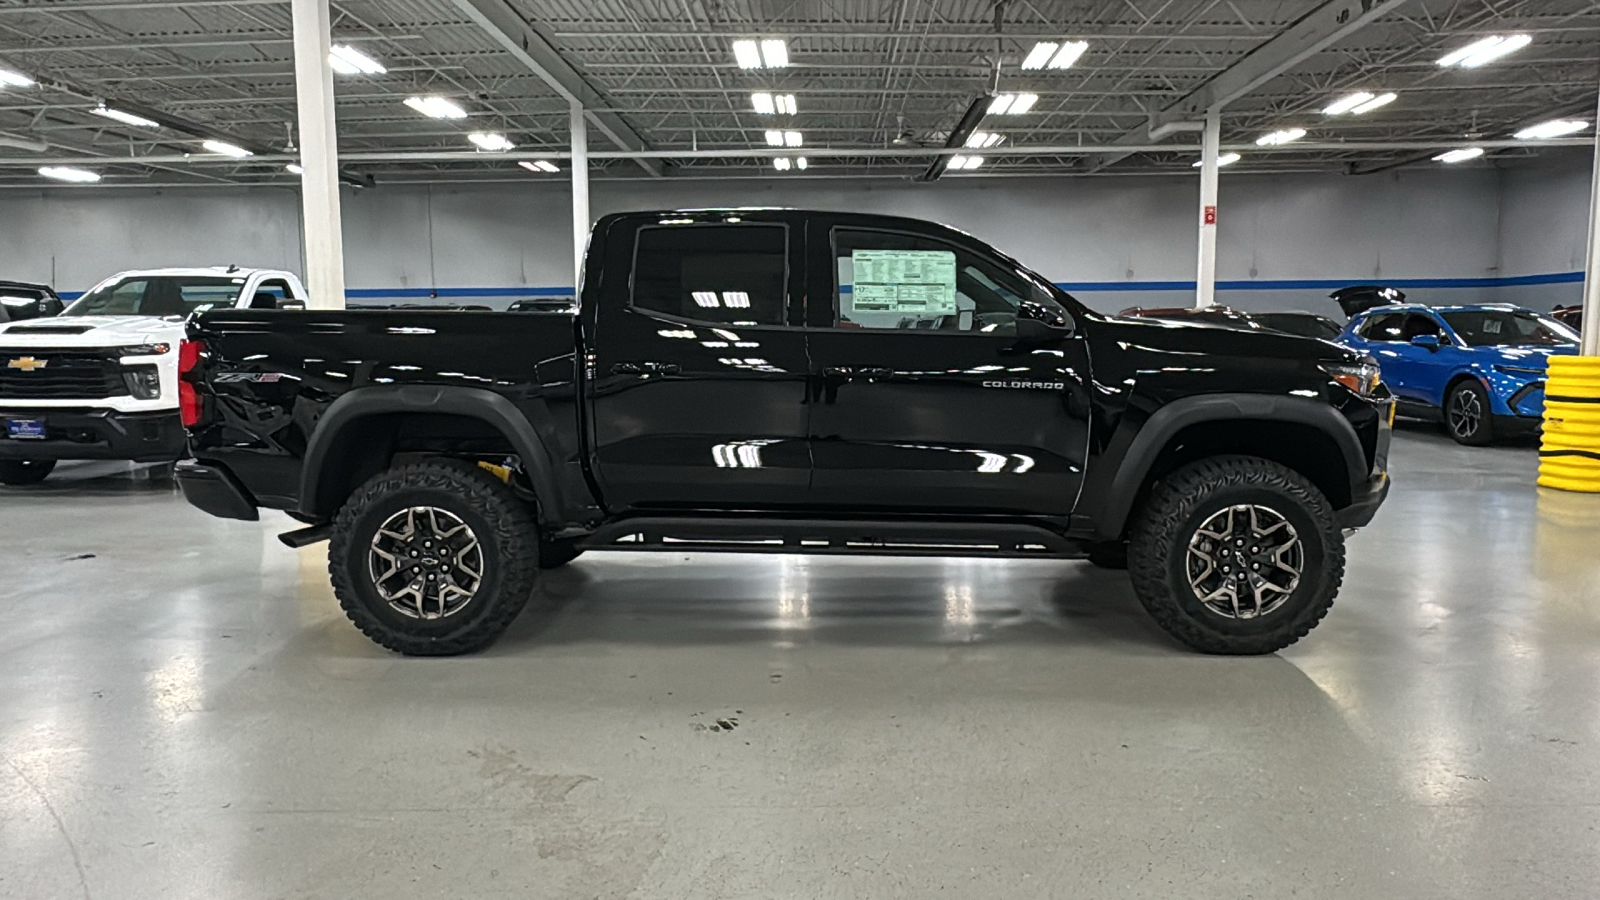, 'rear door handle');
822,366,894,380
